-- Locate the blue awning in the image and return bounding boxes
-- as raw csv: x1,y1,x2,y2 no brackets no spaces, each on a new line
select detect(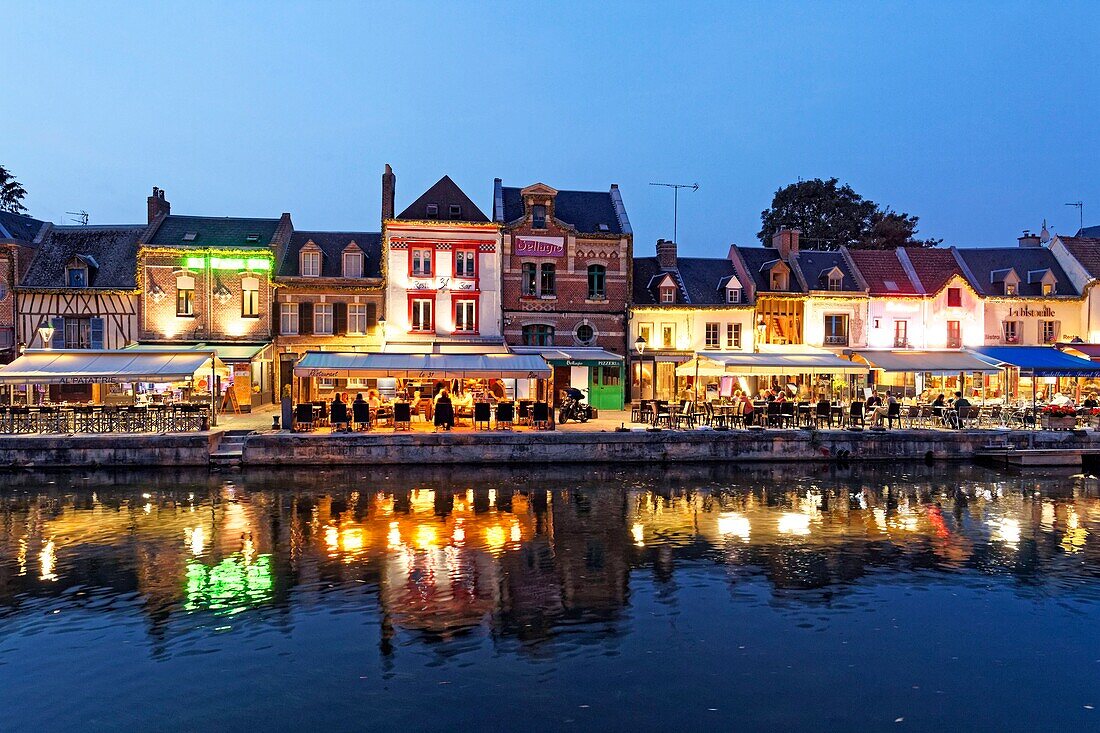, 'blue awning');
970,346,1100,376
